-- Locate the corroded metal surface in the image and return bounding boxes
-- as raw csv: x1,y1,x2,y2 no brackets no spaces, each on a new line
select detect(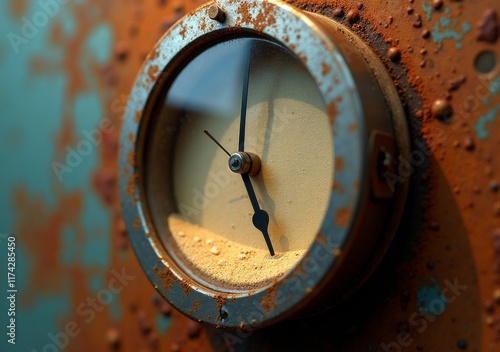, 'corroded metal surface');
0,0,498,351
